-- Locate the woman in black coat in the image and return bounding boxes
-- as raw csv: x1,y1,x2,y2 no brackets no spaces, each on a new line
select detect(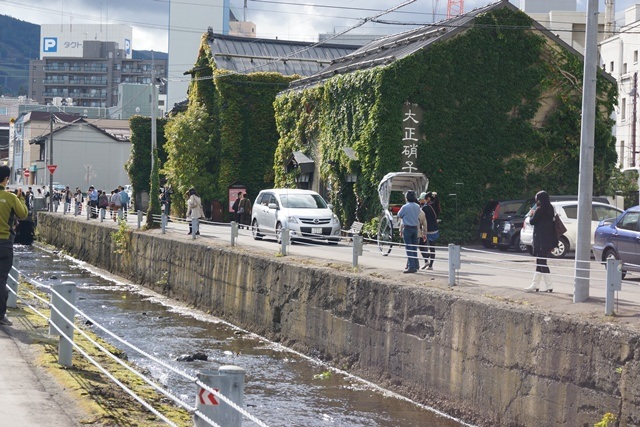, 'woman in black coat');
524,190,557,292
